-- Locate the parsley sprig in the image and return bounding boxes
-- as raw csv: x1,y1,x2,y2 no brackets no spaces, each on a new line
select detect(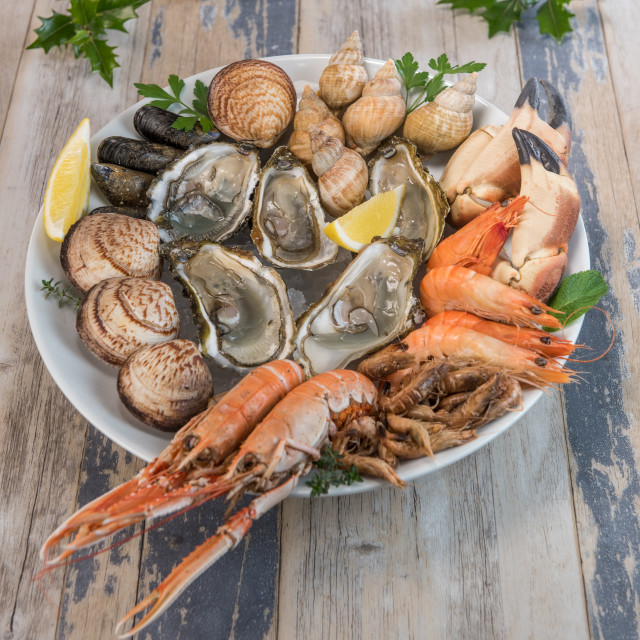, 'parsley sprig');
41,278,83,310
395,53,486,114
26,0,151,87
306,446,363,497
438,0,575,43
134,75,215,132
